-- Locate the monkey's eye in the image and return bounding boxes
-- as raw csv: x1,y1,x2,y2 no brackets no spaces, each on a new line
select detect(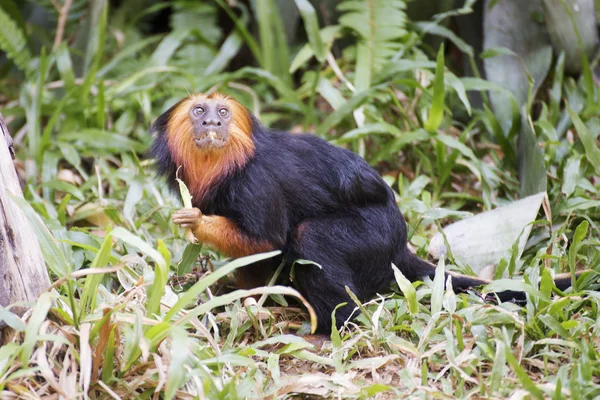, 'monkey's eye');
219,108,229,117
193,106,205,116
